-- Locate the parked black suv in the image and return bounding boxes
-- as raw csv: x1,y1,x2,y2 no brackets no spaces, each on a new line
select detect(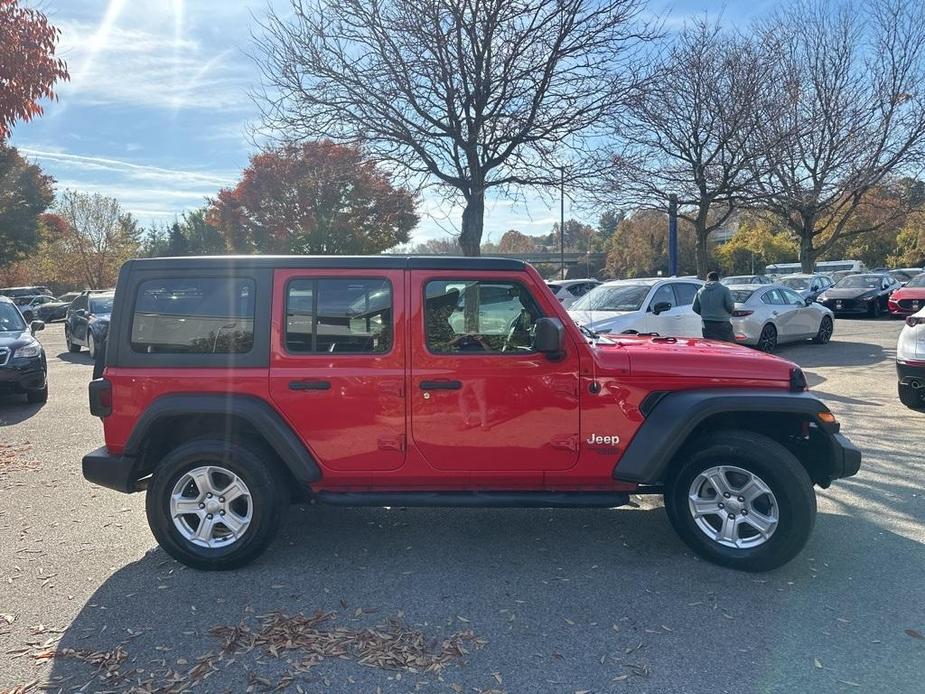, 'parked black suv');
0,296,47,403
65,291,115,359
